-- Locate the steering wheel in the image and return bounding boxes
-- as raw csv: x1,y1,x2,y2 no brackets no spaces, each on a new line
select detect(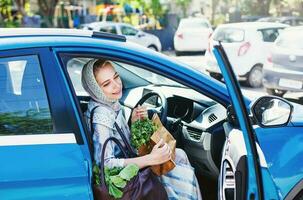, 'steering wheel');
134,91,168,125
